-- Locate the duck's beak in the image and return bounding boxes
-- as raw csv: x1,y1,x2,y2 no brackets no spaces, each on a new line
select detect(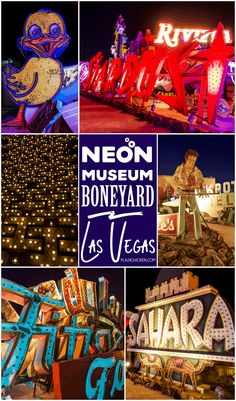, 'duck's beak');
19,33,70,58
